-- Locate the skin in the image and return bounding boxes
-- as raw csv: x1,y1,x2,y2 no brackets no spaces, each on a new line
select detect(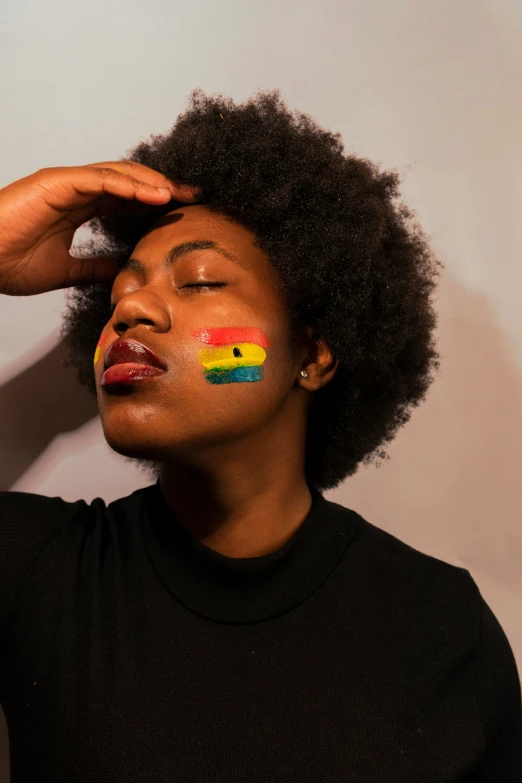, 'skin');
95,204,338,558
